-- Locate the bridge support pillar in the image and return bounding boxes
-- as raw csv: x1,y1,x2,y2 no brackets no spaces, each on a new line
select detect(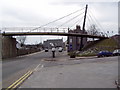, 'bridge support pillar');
0,32,1,90
79,37,83,51
2,36,17,59
0,33,2,60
